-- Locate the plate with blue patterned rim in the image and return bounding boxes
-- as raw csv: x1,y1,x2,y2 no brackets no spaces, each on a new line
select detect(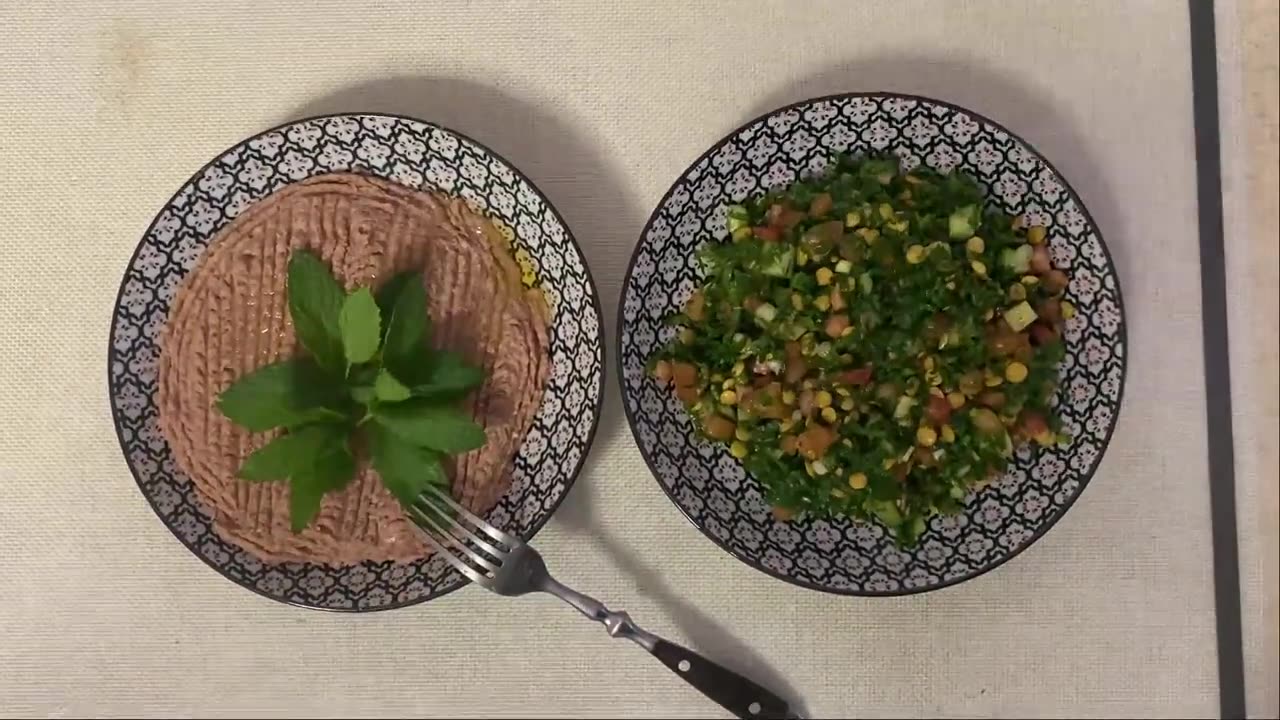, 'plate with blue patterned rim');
619,93,1125,595
110,113,605,611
